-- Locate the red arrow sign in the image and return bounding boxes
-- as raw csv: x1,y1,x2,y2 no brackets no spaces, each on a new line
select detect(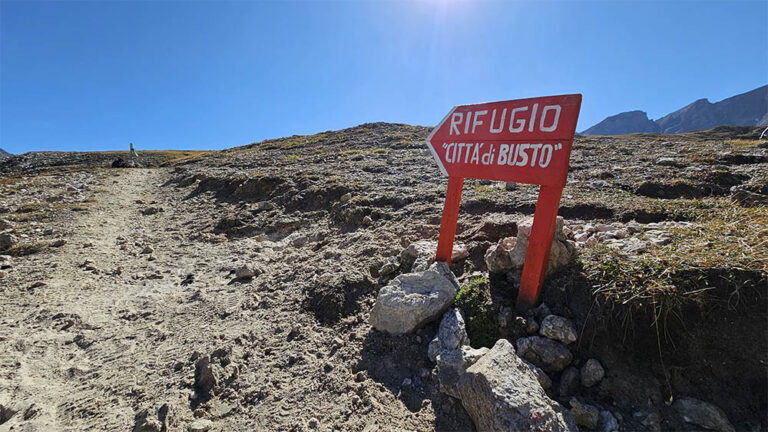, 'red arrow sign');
427,94,582,310
426,94,581,187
